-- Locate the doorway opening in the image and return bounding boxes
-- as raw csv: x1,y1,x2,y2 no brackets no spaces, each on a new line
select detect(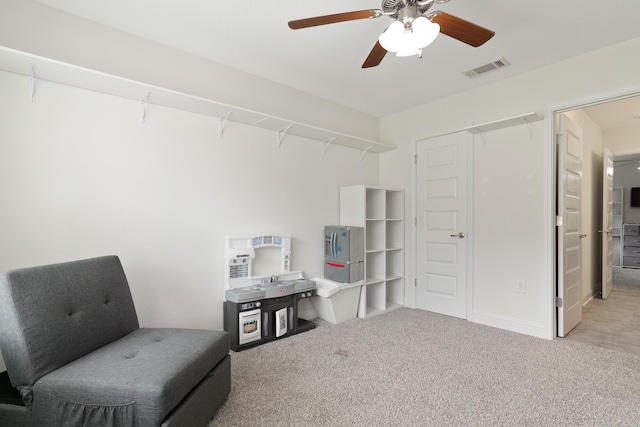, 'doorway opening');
554,93,640,343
